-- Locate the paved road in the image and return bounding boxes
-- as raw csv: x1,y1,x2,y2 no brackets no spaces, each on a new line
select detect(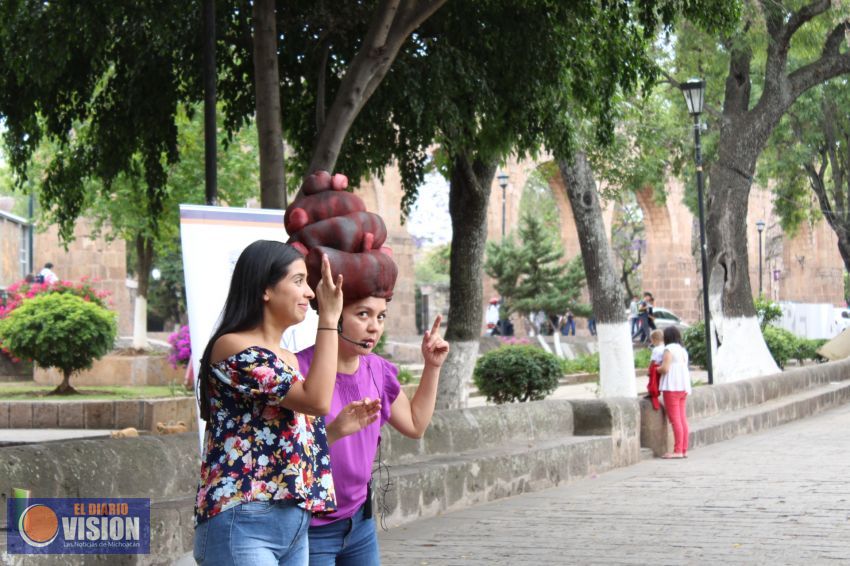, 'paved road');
379,403,850,565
